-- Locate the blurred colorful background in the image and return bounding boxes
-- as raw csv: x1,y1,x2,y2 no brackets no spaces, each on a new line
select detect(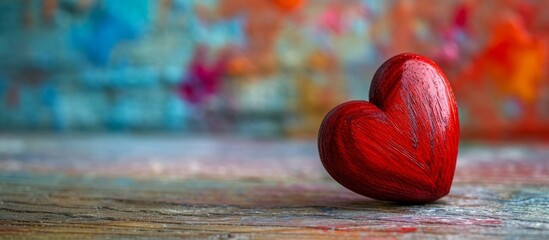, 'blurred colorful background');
1,0,548,140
